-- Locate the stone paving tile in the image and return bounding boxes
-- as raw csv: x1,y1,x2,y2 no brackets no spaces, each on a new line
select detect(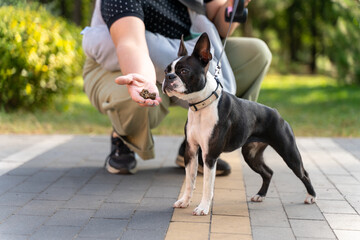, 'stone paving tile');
137,197,176,212
290,219,336,239
211,233,252,240
35,186,79,201
316,200,357,214
247,197,283,210
45,208,95,227
324,213,360,231
25,169,65,183
166,222,210,240
345,195,360,213
64,166,100,178
0,206,19,222
0,192,37,207
77,183,116,196
250,209,290,227
144,185,181,198
115,175,153,191
211,215,251,235
0,215,48,235
251,226,295,240
121,229,167,240
17,199,65,216
93,202,137,219
283,203,324,220
51,176,91,189
88,172,124,185
106,189,145,204
77,218,128,239
315,187,344,200
334,229,360,240
0,234,29,240
0,175,28,195
128,210,173,230
9,181,52,194
296,238,336,240
29,225,82,240
62,194,106,209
